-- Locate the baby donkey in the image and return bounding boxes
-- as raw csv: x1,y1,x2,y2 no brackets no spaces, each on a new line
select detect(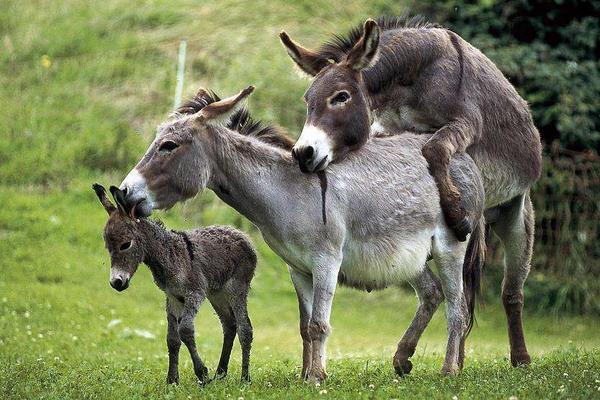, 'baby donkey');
93,183,256,384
